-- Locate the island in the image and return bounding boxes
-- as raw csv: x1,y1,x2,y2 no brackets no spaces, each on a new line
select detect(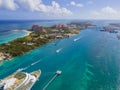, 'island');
0,70,41,90
0,22,96,62
0,23,82,62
